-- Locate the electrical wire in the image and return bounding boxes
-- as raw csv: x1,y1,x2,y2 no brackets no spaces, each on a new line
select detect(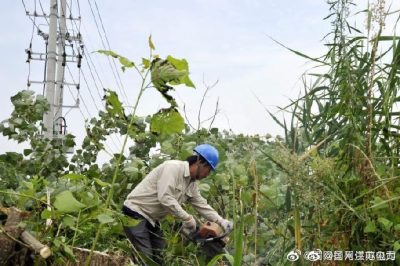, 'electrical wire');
66,65,91,118
66,2,123,148
66,65,118,155
38,0,49,25
93,1,129,99
21,0,41,31
65,7,123,150
86,0,131,105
